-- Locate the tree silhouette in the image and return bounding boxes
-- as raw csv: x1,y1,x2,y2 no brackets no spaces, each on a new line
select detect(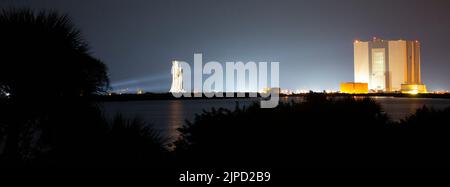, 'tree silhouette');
0,8,110,166
0,8,109,99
